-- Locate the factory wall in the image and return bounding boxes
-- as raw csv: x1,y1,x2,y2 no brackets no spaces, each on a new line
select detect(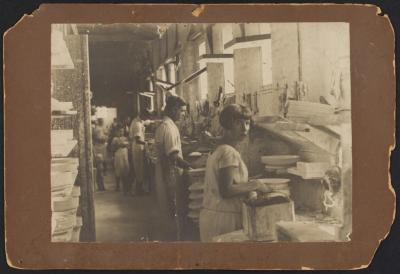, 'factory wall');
233,47,263,95
179,40,200,118
270,23,350,108
299,23,351,107
271,23,300,92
